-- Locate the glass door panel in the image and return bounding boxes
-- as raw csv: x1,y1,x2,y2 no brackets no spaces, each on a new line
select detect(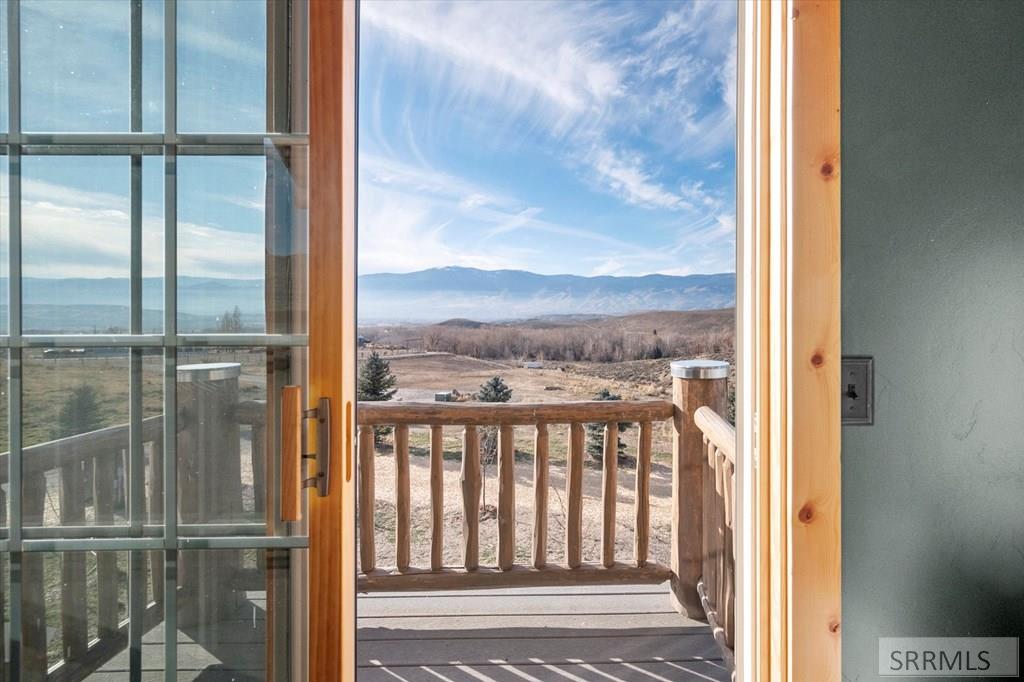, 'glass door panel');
2,1,311,679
